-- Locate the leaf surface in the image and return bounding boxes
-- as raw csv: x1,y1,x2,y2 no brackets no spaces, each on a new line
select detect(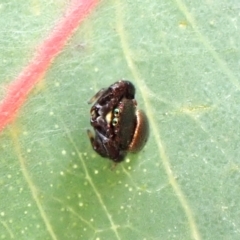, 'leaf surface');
0,1,240,239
